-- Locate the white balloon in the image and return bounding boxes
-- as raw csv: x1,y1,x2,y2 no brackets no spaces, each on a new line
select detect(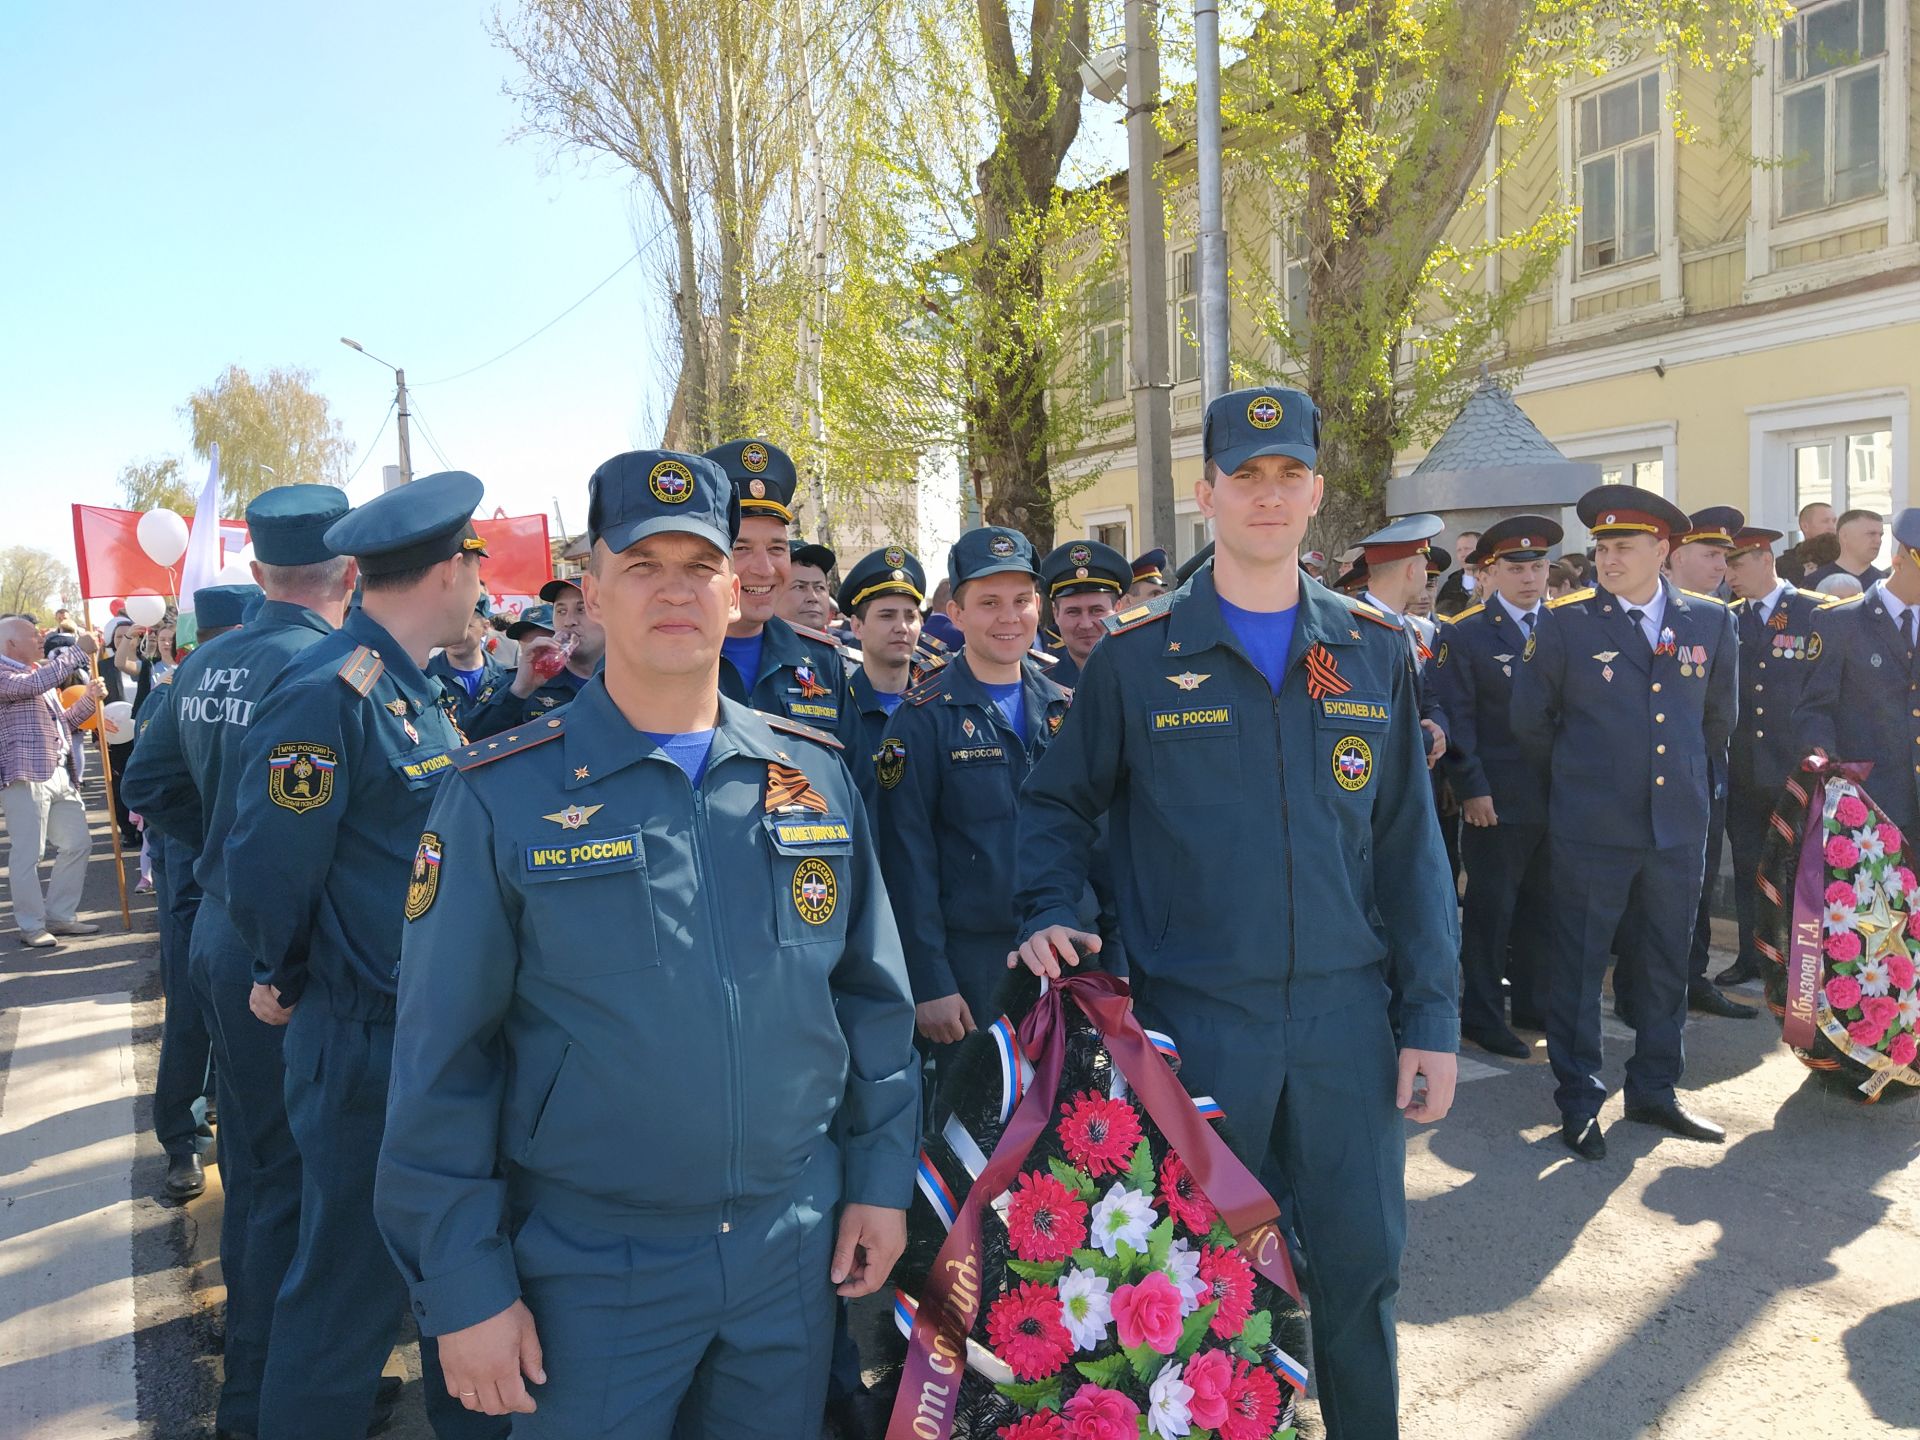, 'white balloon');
136,509,190,567
216,559,253,587
102,700,137,746
125,593,168,627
